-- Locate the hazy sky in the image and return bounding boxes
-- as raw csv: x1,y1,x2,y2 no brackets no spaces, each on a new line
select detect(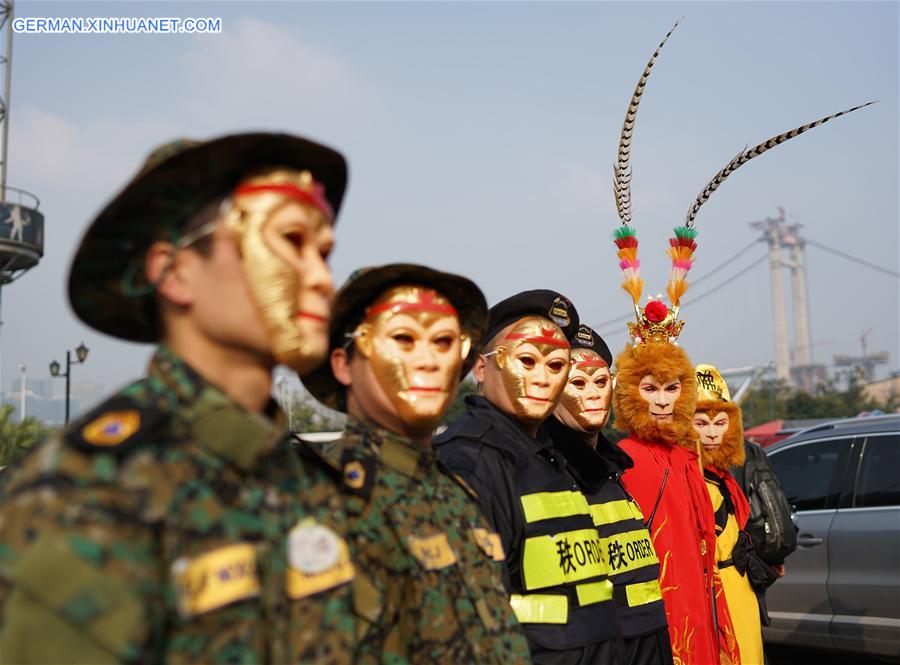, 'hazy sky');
2,1,897,405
